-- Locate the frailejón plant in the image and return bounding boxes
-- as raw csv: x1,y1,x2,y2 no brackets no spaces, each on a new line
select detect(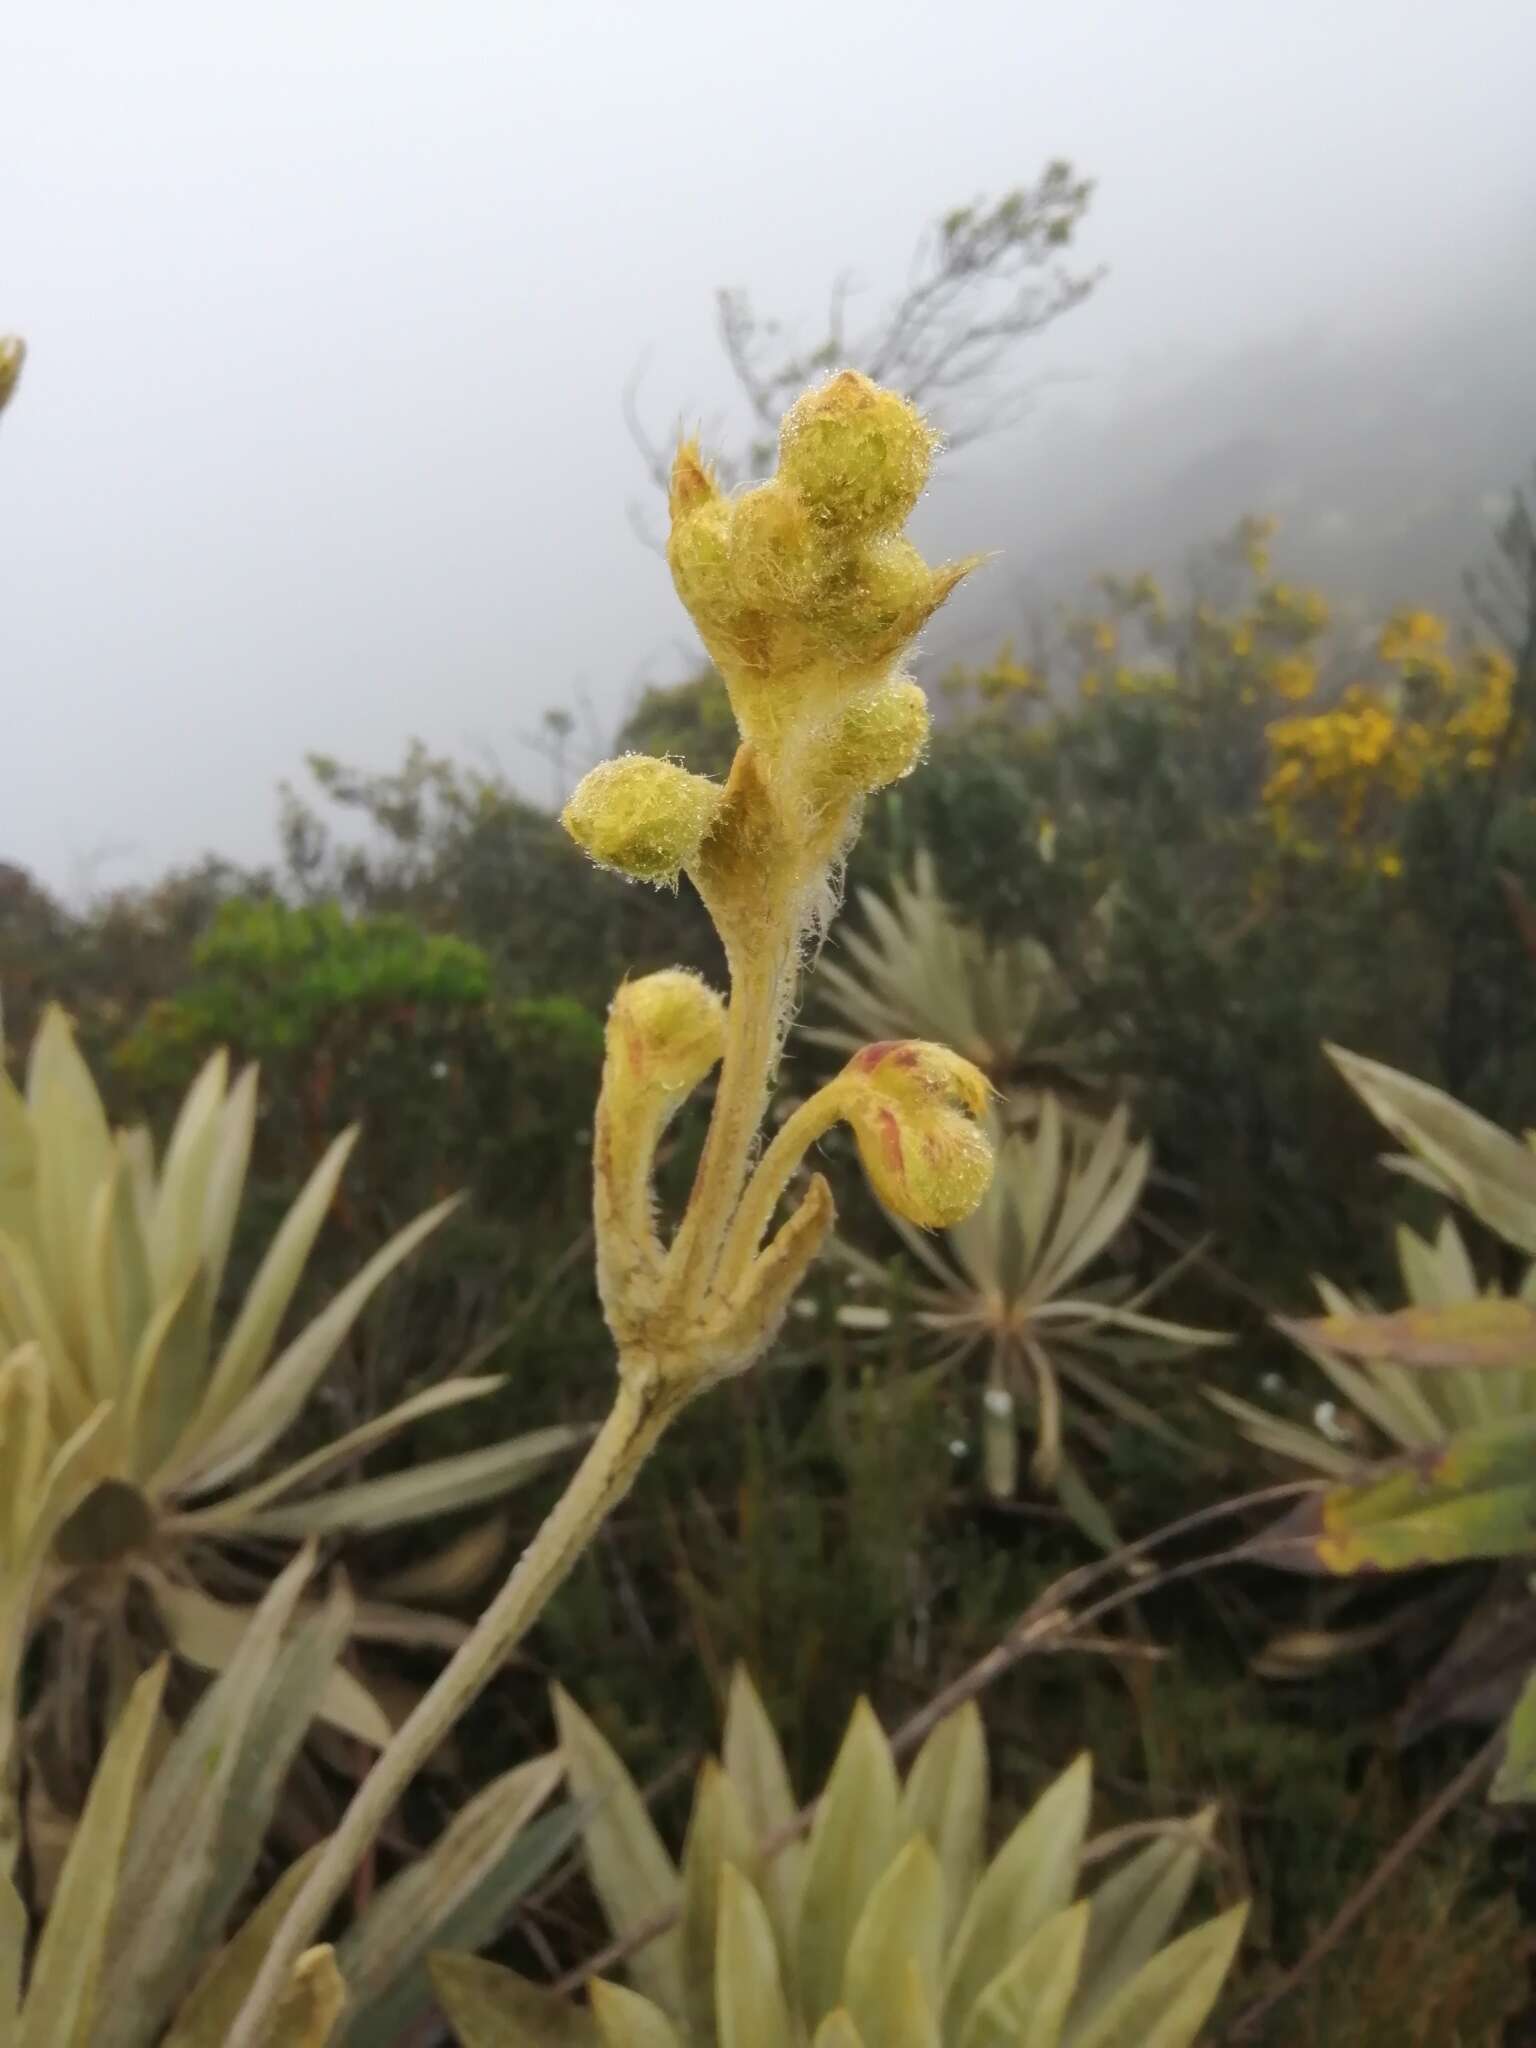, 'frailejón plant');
839,1094,1223,1543
0,1011,585,1834
432,1669,1248,2047
1254,1048,1536,1799
0,1544,572,2048
808,849,1114,1129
